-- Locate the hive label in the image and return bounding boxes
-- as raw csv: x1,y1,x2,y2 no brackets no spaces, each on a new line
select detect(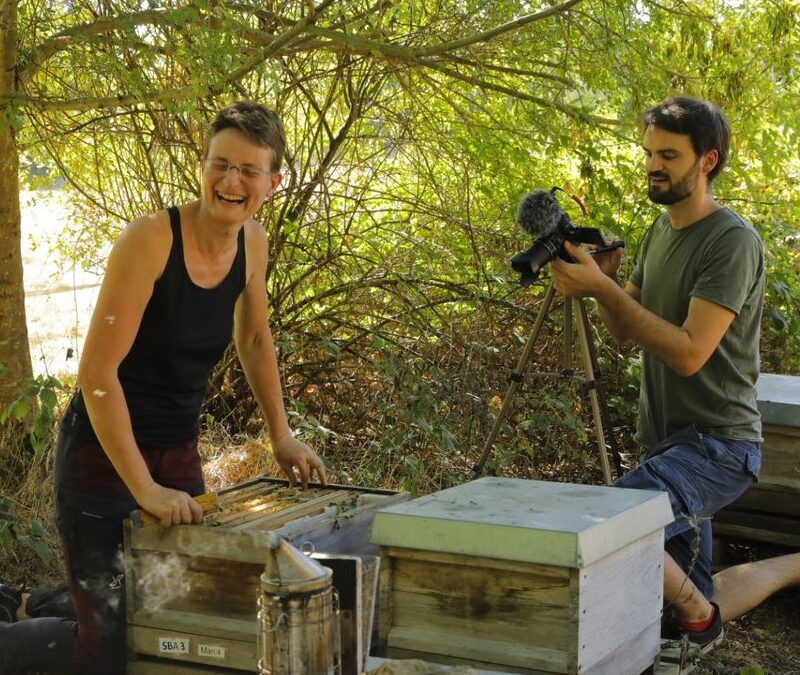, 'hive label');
159,637,190,654
198,643,226,659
